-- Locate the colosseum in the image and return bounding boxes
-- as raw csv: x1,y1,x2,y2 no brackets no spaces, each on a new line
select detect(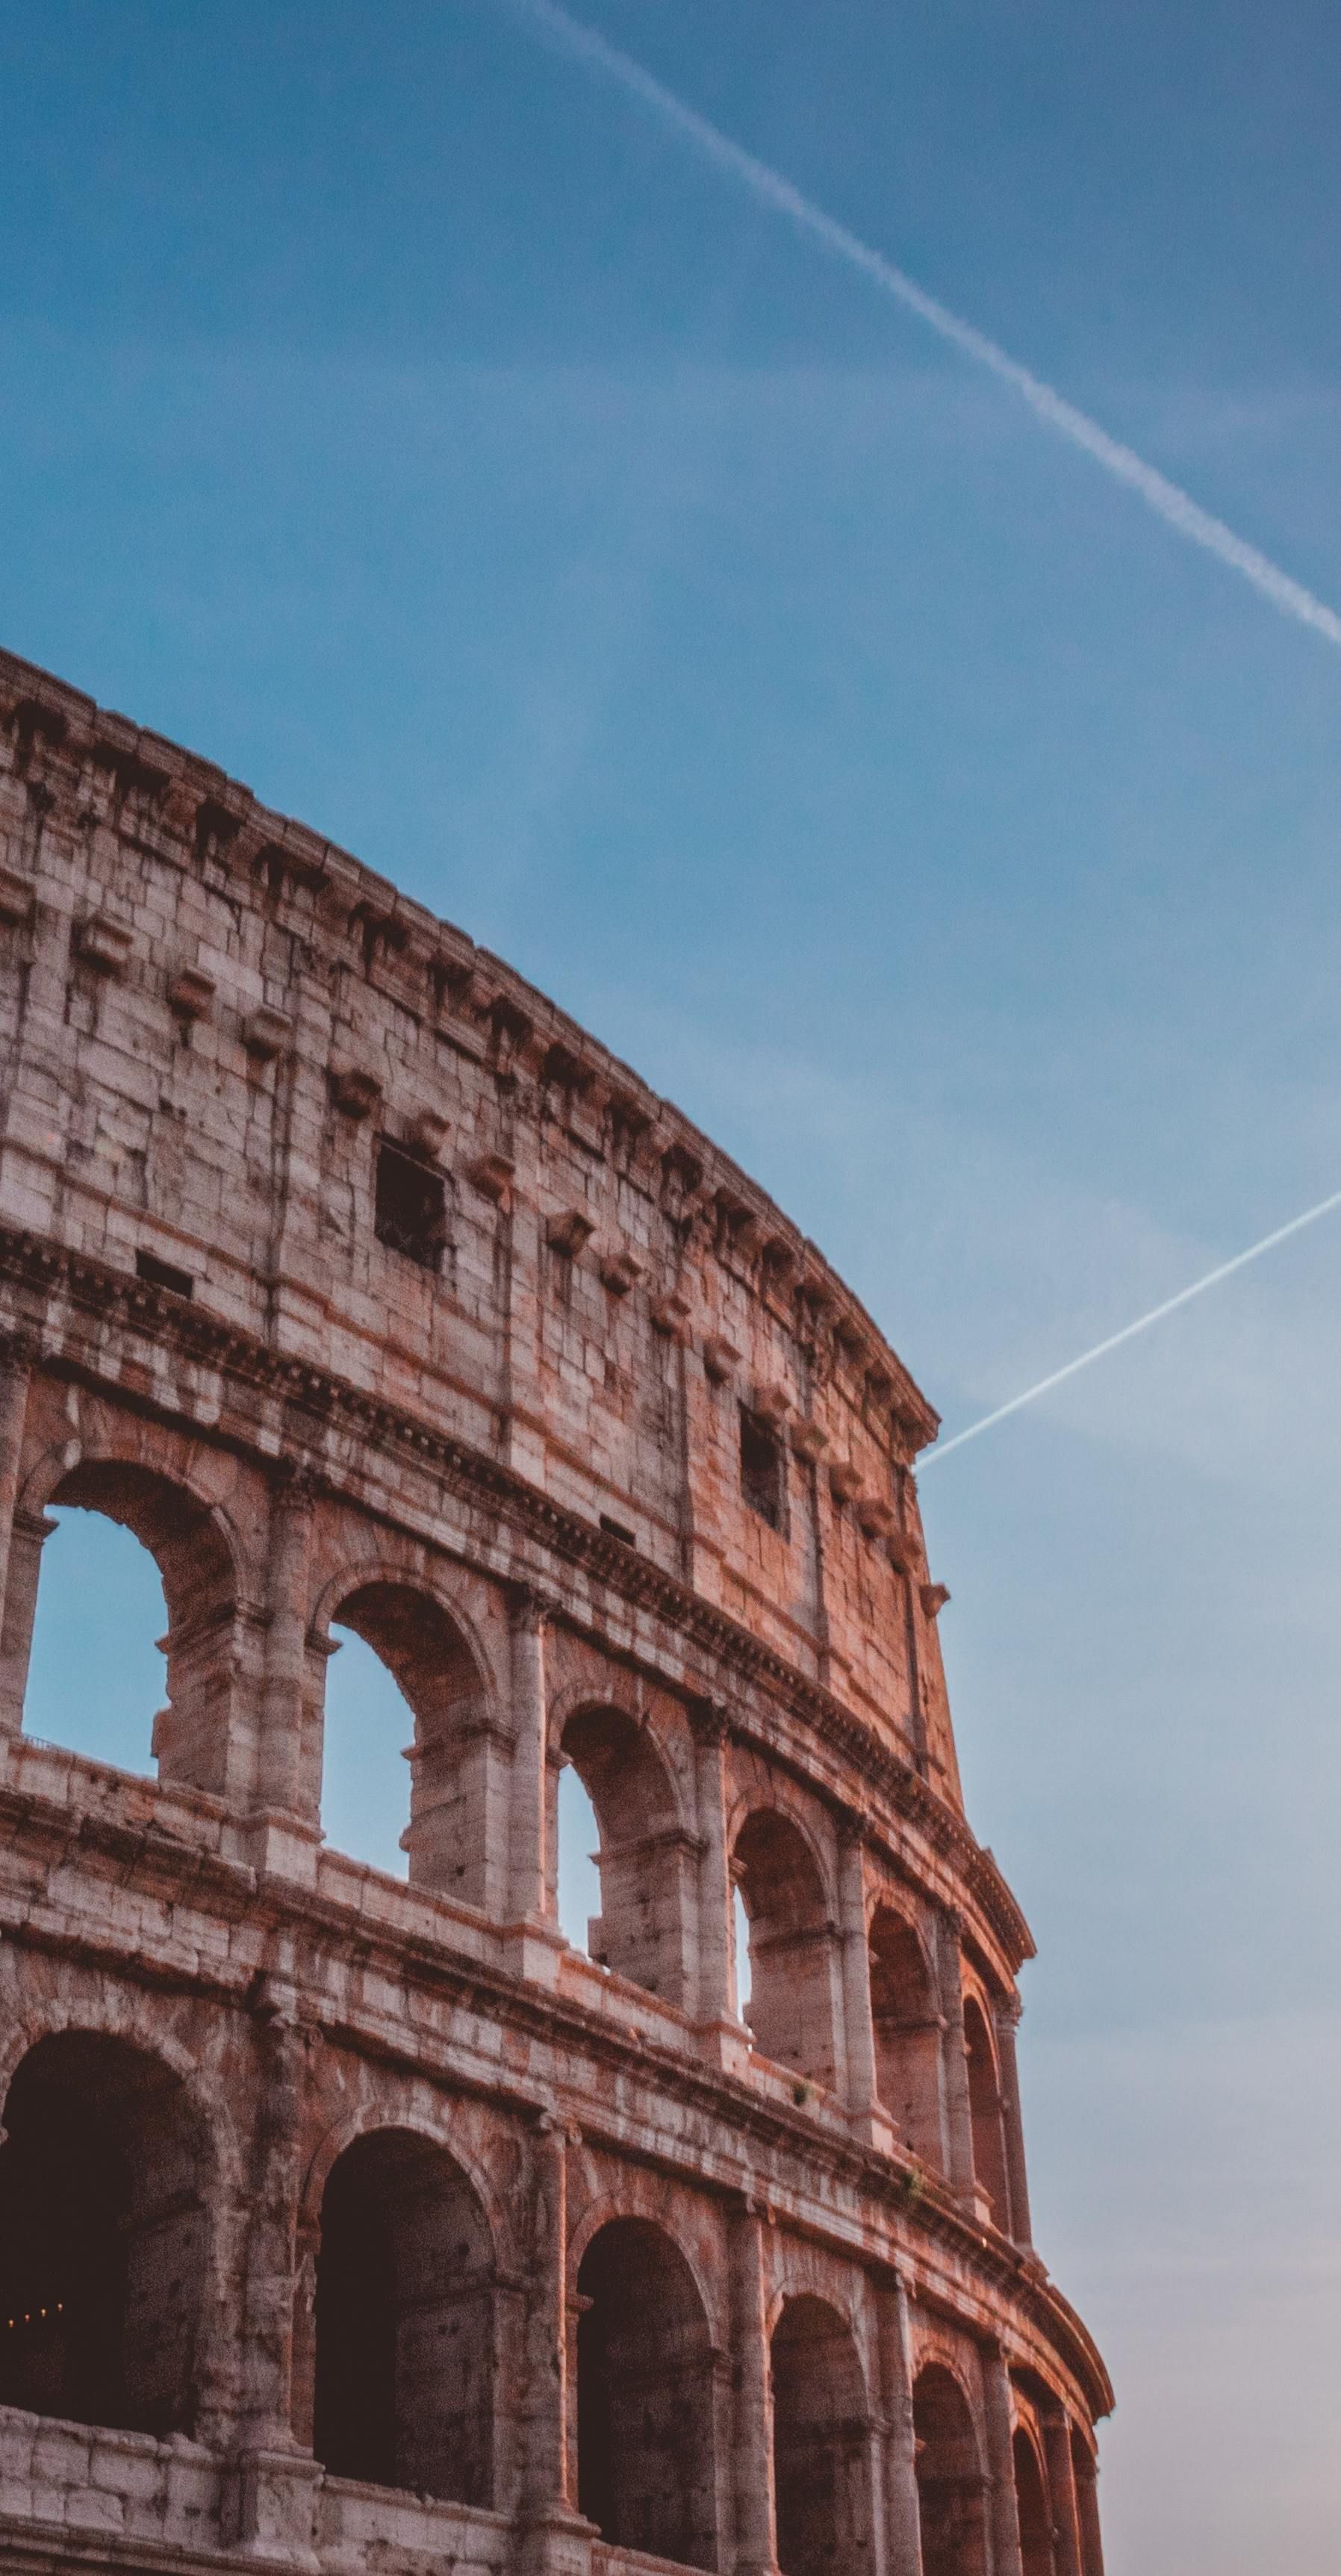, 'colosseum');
0,646,1109,2576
